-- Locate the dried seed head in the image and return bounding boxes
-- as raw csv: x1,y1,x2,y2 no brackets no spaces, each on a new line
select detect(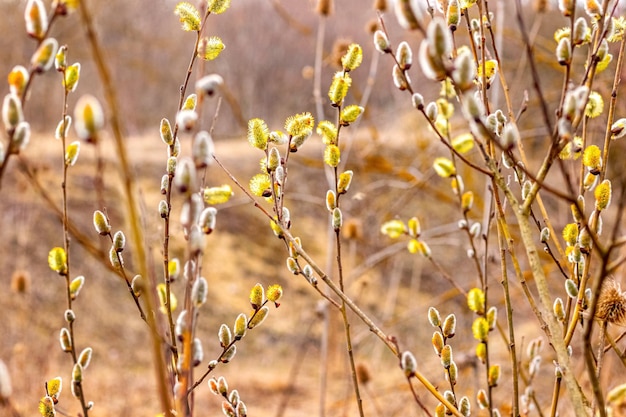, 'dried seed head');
596,280,626,325
316,0,333,15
